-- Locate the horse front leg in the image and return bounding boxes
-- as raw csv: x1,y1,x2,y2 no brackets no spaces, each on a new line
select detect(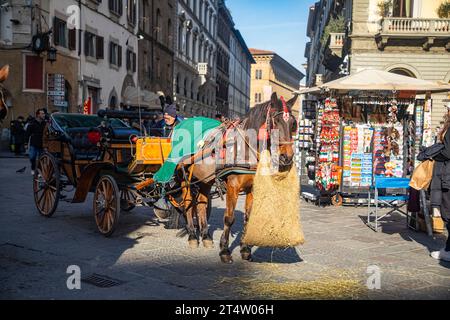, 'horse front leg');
182,182,198,248
197,184,214,249
220,181,238,264
240,192,253,261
